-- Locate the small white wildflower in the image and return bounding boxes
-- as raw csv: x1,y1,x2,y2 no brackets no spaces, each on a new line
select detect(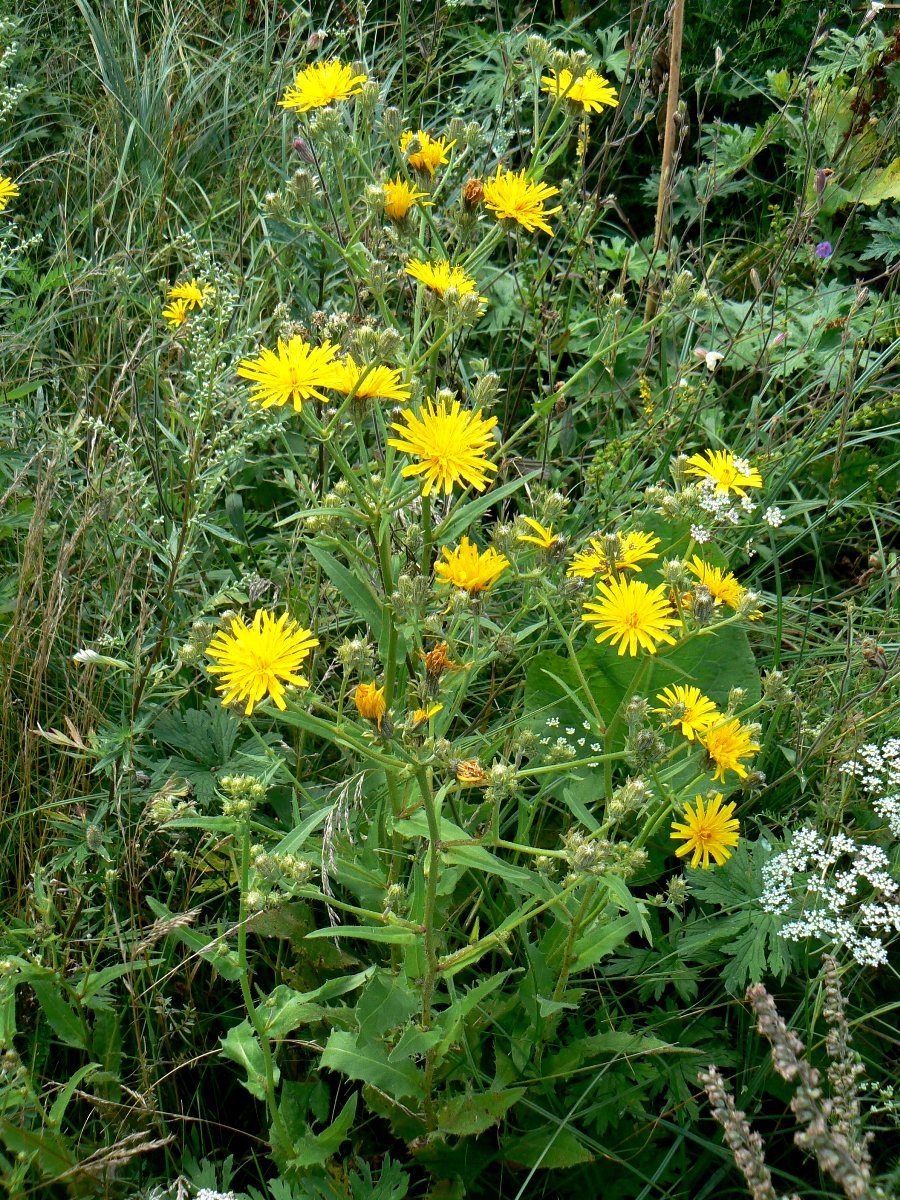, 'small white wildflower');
764,506,784,527
690,524,712,544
